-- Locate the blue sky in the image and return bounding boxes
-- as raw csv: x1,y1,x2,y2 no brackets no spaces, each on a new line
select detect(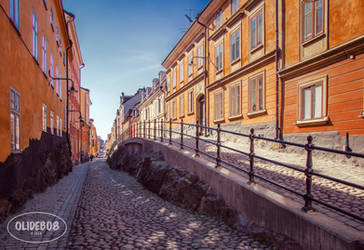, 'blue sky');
62,0,209,140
